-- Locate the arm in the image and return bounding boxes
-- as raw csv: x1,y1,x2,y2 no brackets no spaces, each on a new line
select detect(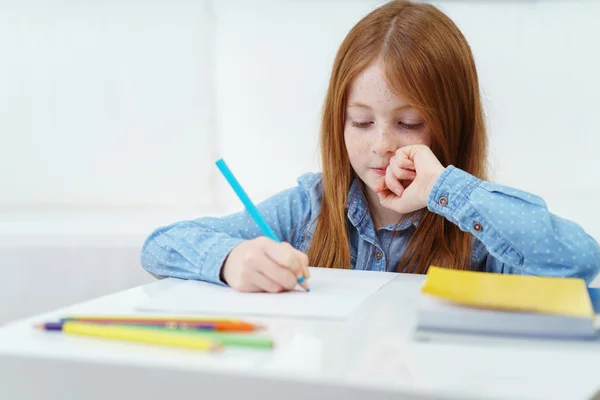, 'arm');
140,174,318,285
428,166,600,284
